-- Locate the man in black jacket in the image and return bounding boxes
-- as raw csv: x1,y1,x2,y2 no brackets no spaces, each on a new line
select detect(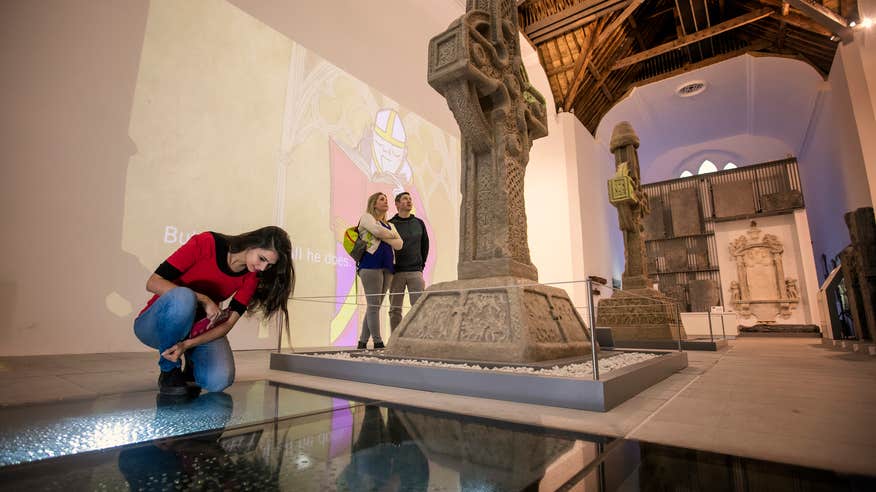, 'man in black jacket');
388,192,430,332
